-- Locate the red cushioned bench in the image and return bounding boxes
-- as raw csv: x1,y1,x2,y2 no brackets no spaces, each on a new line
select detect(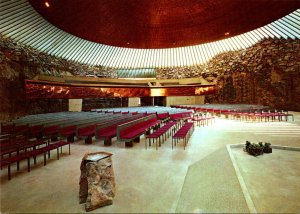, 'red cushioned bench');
157,112,170,123
77,124,97,144
74,114,126,144
14,124,29,136
28,125,44,139
96,125,116,145
60,125,77,142
0,140,70,180
1,136,29,158
170,112,193,124
0,136,48,160
96,114,143,146
117,114,161,147
44,125,60,141
1,123,15,135
172,122,194,150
